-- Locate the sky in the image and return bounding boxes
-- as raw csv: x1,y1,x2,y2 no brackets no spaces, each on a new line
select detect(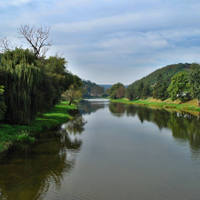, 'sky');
1,0,200,85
